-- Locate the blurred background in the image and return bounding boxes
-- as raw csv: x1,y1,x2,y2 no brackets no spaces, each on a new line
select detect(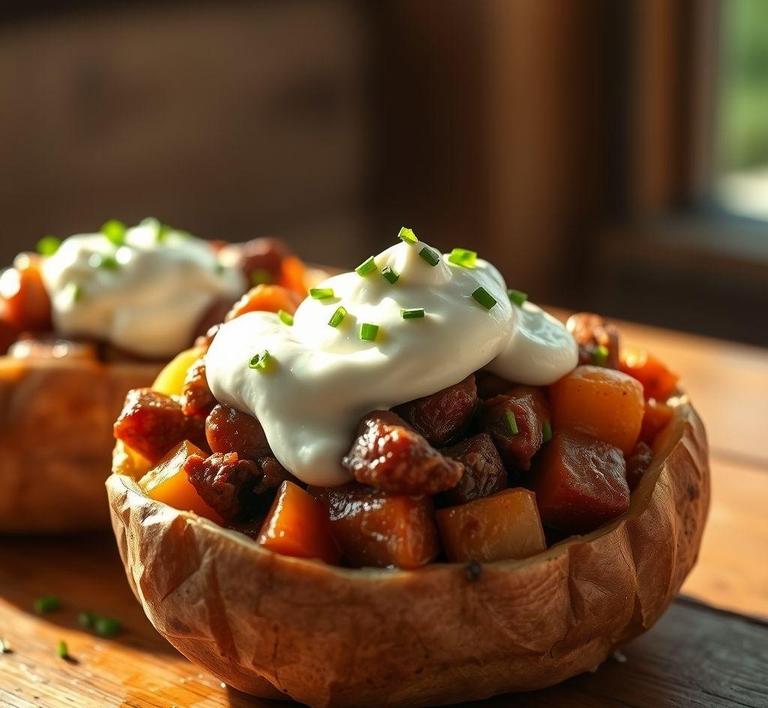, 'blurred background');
1,0,766,344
